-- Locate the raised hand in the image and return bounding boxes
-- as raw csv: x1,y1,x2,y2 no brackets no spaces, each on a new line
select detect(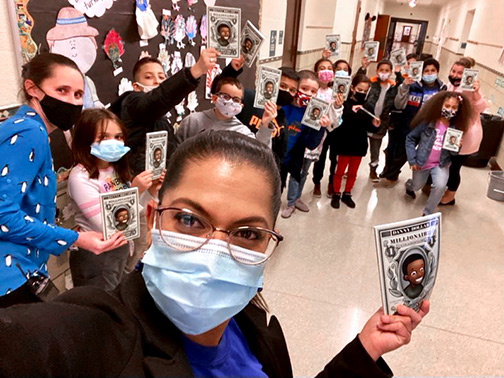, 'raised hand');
190,48,220,79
